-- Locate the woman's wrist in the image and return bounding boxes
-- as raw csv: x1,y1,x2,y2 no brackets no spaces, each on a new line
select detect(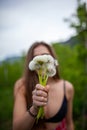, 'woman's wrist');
32,105,39,113
28,105,39,118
